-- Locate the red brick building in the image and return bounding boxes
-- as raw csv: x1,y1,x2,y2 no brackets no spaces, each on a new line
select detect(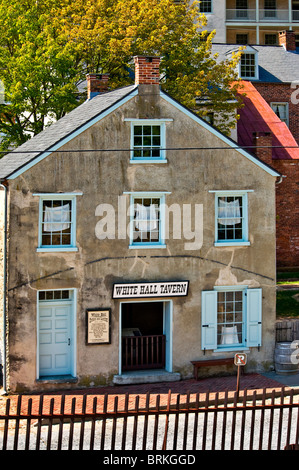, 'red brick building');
253,31,299,146
213,34,299,268
237,81,299,268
